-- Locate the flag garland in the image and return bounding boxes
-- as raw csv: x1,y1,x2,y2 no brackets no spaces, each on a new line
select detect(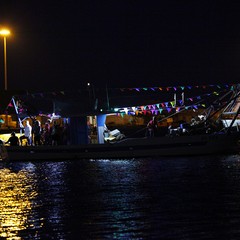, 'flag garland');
118,83,233,92
112,89,228,116
13,83,235,99
10,83,237,117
